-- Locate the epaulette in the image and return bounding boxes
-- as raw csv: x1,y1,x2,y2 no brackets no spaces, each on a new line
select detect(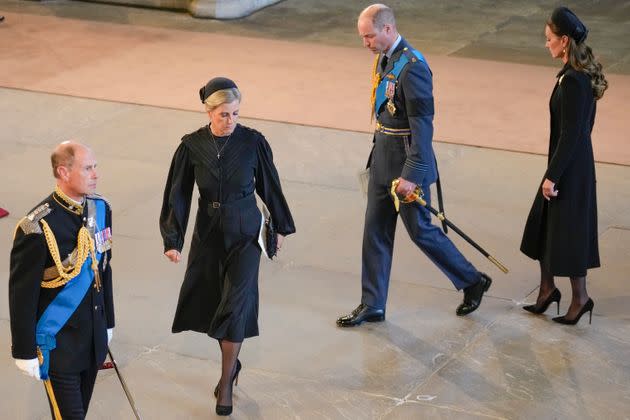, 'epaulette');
402,47,420,64
15,203,52,236
87,193,111,209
